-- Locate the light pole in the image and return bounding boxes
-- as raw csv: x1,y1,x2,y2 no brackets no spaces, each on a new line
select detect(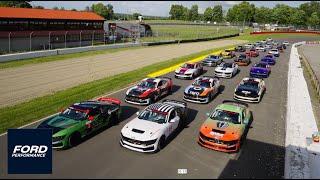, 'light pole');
29,31,34,51
92,31,95,46
48,32,52,50
65,31,68,48
80,31,82,47
8,32,12,53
